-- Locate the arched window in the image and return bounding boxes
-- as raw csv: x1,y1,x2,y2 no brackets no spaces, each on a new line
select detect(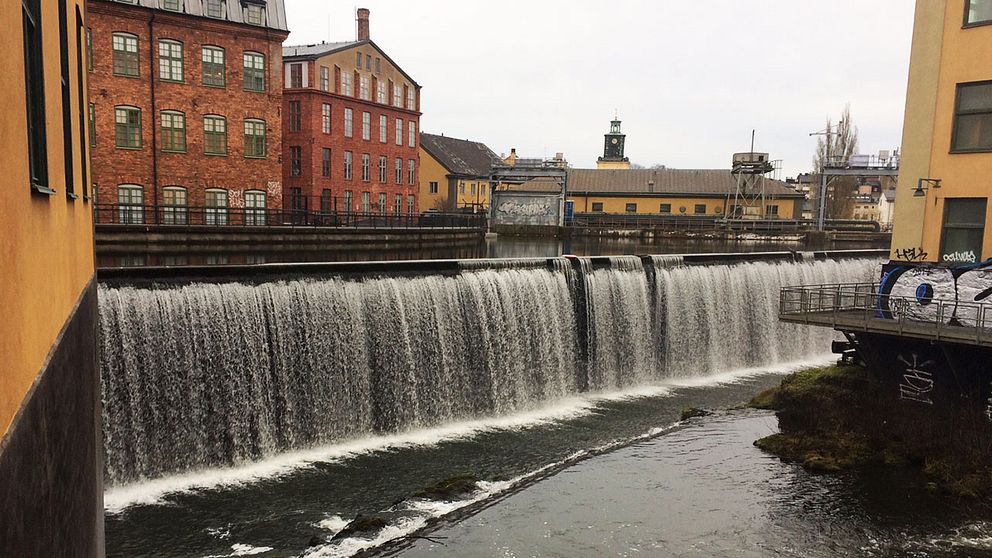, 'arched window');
158,39,184,82
205,188,228,225
160,110,185,152
114,105,141,148
162,186,187,225
243,119,266,158
243,51,265,92
201,45,225,87
117,184,144,224
112,32,139,77
203,115,227,155
244,190,266,226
